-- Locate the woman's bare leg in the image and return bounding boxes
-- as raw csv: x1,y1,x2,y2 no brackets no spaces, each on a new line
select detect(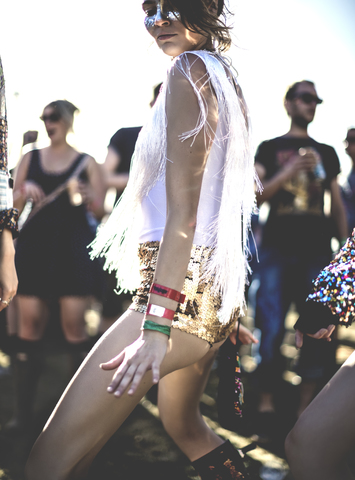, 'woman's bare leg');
286,350,355,480
6,296,48,430
17,295,48,340
59,296,90,343
25,309,210,480
158,342,224,461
